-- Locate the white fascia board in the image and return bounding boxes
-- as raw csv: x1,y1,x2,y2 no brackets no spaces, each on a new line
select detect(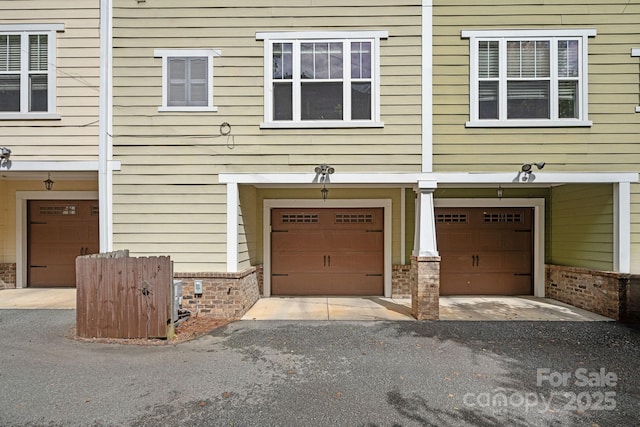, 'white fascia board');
219,173,422,185
431,172,639,185
256,30,388,40
2,161,104,172
462,29,597,38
